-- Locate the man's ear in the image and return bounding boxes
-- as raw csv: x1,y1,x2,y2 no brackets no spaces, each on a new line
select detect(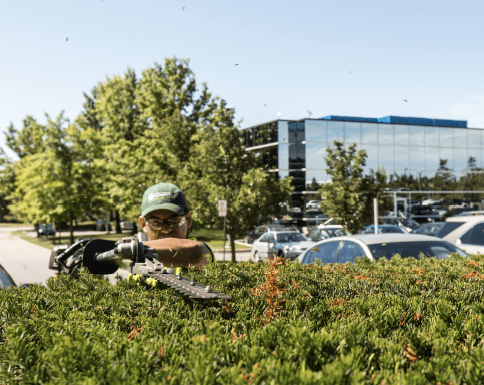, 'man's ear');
186,212,193,229
139,216,149,233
